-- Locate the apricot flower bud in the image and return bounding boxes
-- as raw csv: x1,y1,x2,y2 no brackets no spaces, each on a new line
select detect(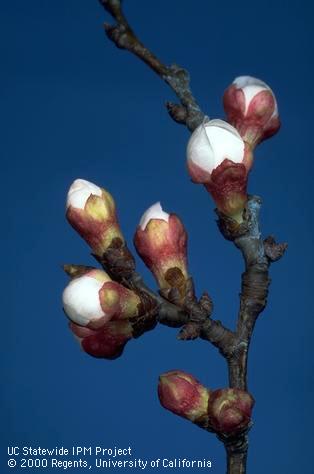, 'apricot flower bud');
66,179,124,256
187,119,251,222
208,388,254,434
223,76,280,147
62,268,141,329
158,370,209,423
134,203,188,294
69,320,133,359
